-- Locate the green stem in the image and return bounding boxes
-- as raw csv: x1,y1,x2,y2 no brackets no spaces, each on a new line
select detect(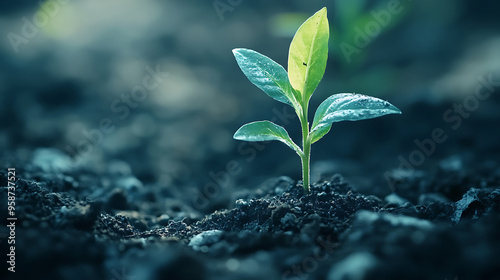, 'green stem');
301,138,311,193
300,100,311,193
